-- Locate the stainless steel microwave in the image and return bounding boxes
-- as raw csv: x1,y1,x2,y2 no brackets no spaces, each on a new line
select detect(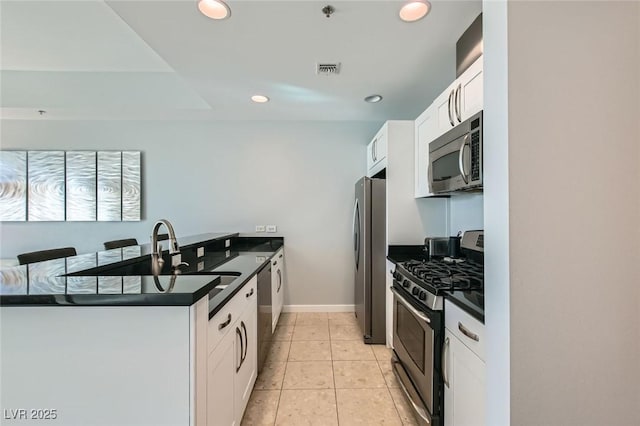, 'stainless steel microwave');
429,111,483,194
